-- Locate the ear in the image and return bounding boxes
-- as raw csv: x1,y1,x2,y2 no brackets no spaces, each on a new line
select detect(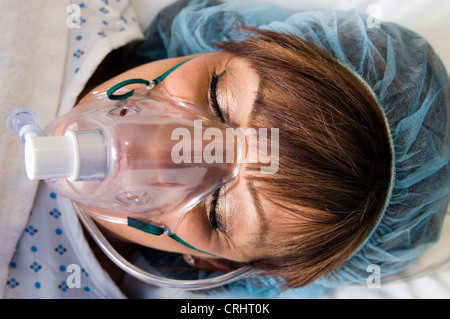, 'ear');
183,254,232,272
